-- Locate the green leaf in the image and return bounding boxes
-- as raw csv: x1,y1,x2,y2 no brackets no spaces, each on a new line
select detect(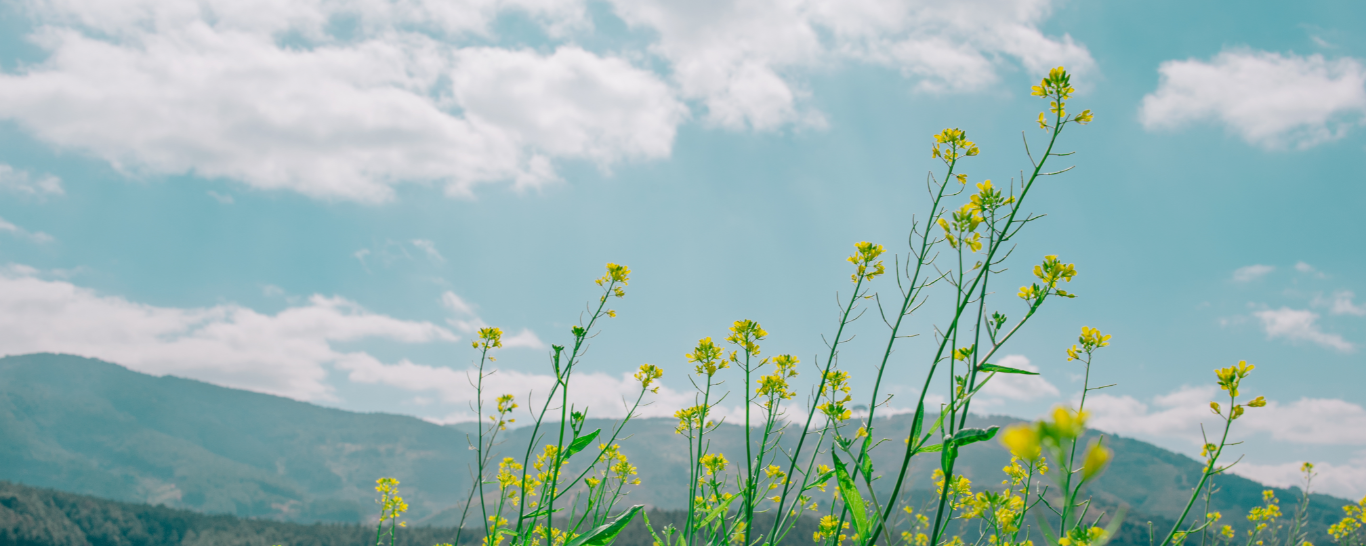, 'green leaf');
698,492,738,528
802,469,836,493
950,426,1000,447
908,402,924,449
918,443,943,453
565,505,643,546
520,507,563,520
564,429,601,460
976,363,1040,375
831,453,870,541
